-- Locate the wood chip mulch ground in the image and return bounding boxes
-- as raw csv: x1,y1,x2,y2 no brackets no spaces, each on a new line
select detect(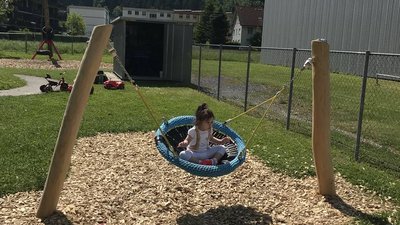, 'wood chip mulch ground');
0,59,112,70
0,132,398,225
